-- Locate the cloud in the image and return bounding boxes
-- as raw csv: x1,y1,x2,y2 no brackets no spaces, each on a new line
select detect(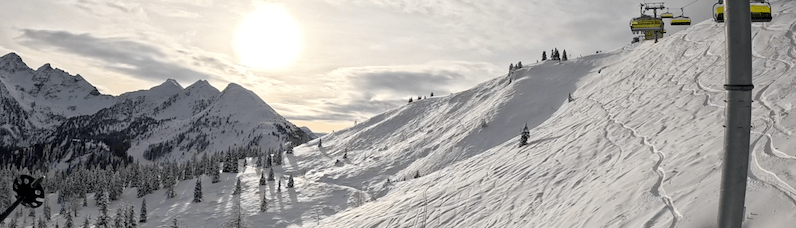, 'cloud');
17,29,211,83
272,61,499,123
